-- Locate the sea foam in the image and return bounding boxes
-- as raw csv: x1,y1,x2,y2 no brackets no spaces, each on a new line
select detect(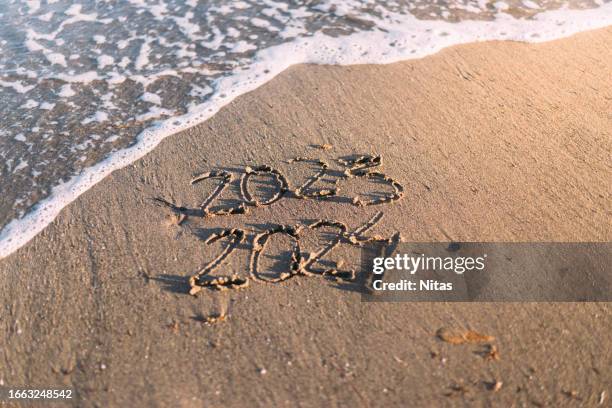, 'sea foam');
0,1,611,258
